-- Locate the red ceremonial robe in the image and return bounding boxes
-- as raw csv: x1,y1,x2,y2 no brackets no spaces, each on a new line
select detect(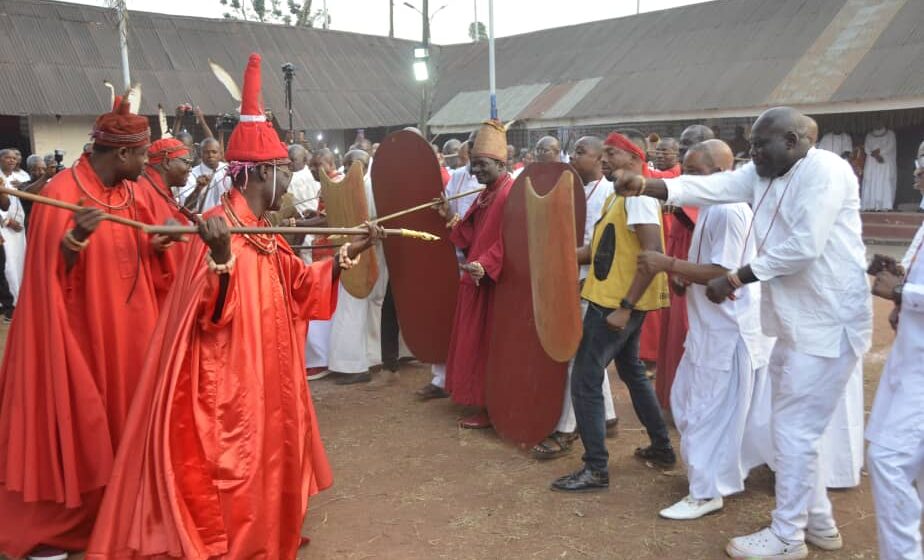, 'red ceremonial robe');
86,189,336,560
445,172,514,407
655,207,698,409
0,154,176,558
139,170,192,306
637,165,680,363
